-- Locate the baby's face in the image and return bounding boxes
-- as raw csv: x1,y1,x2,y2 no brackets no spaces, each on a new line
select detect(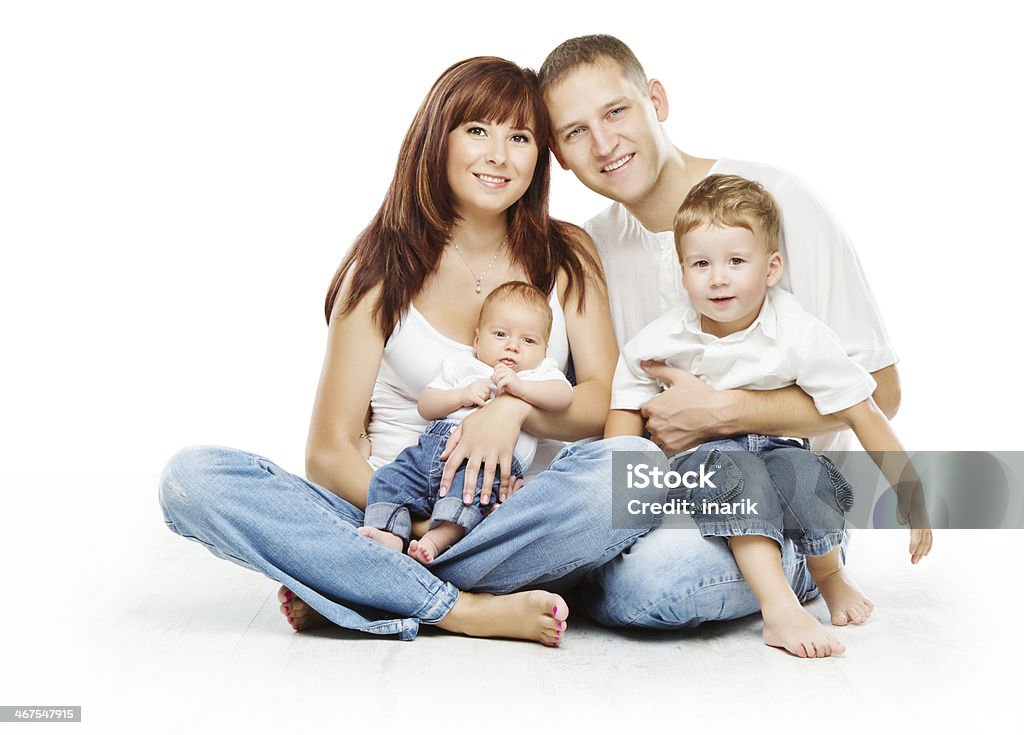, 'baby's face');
678,224,783,338
474,300,550,372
